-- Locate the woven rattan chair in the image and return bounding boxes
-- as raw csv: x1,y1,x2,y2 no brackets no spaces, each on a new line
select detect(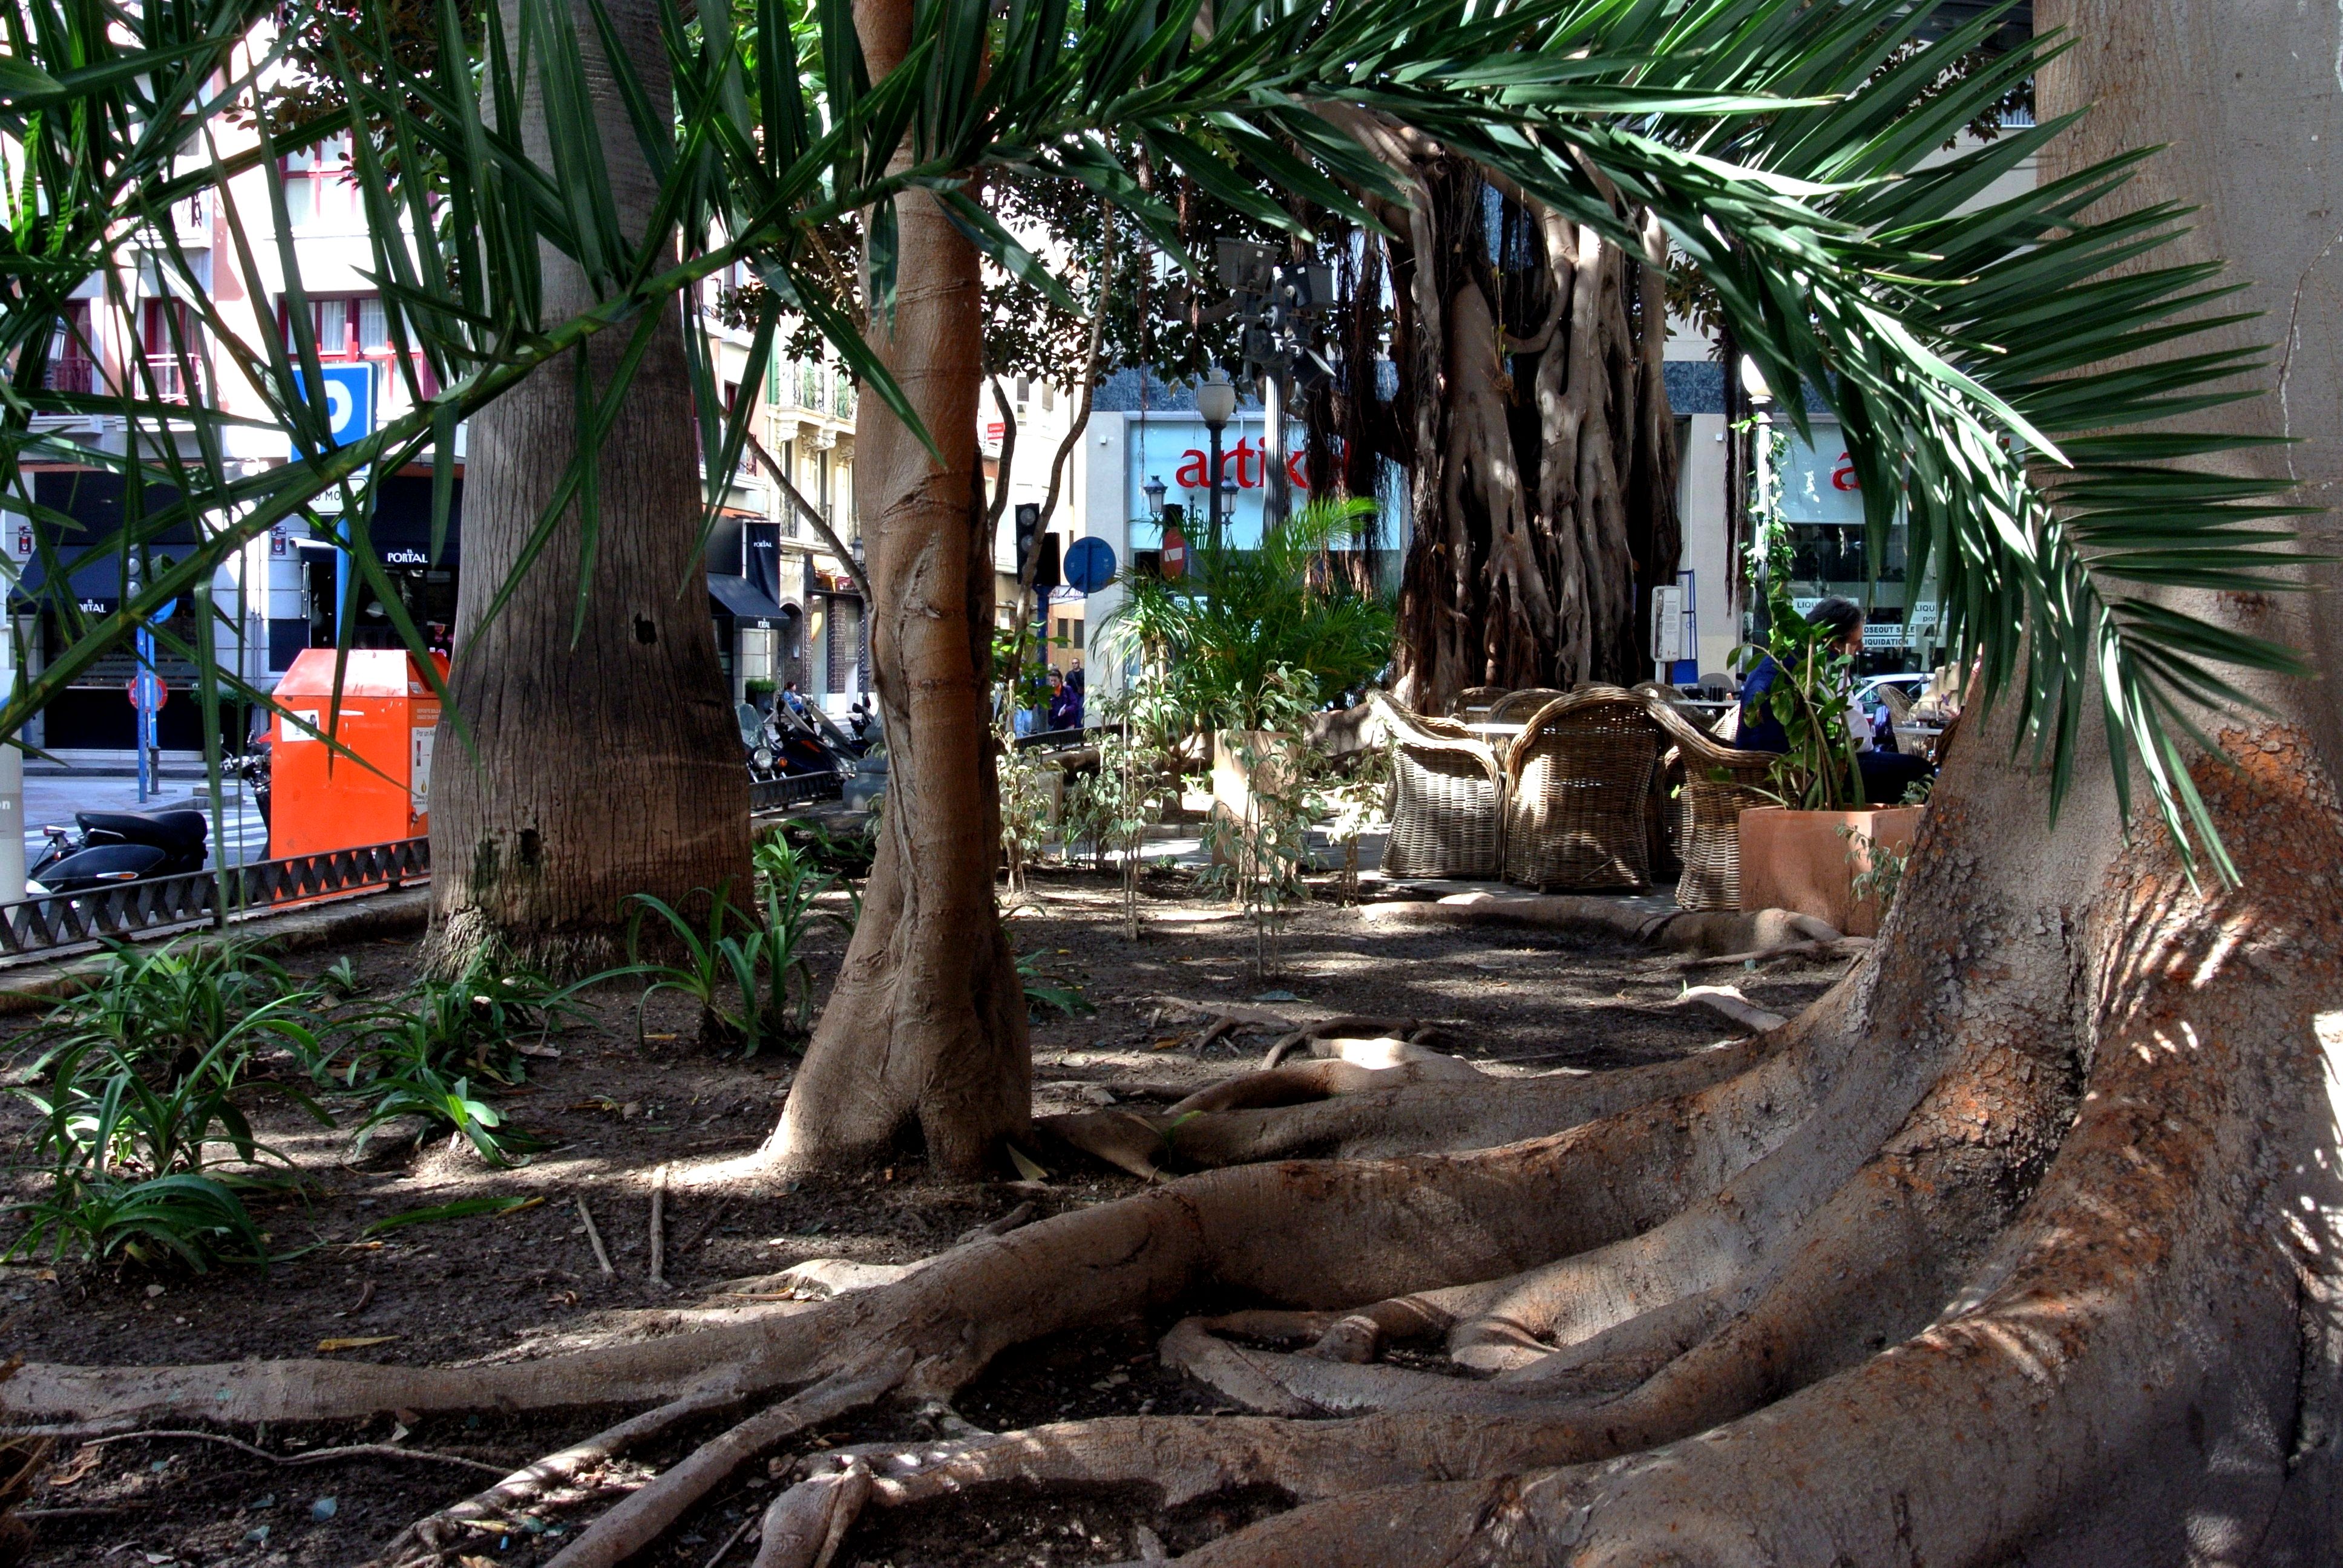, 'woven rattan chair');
1375,694,1506,880
1487,687,1570,725
1644,696,1780,912
1481,687,1569,766
1501,686,1665,891
1449,684,1508,720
